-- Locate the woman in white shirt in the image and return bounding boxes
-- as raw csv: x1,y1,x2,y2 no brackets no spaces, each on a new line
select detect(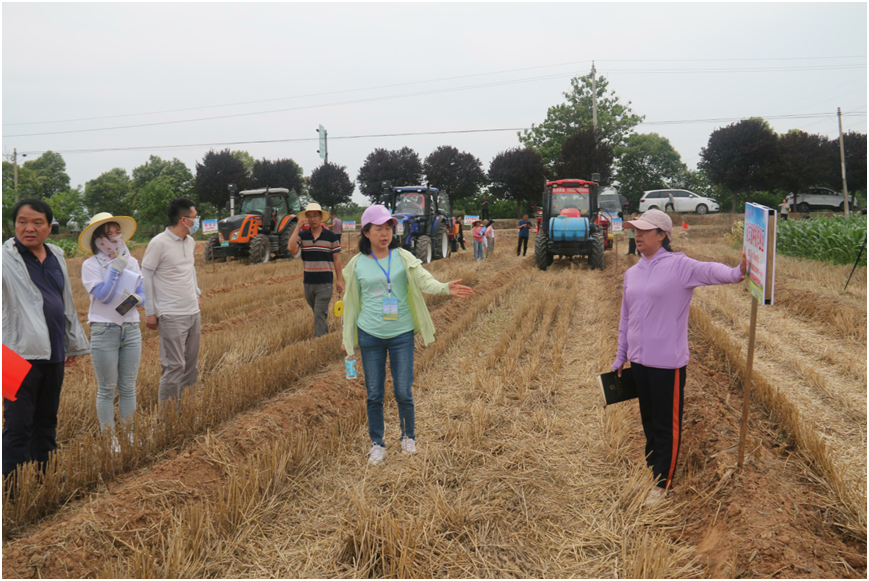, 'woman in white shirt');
79,213,144,450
